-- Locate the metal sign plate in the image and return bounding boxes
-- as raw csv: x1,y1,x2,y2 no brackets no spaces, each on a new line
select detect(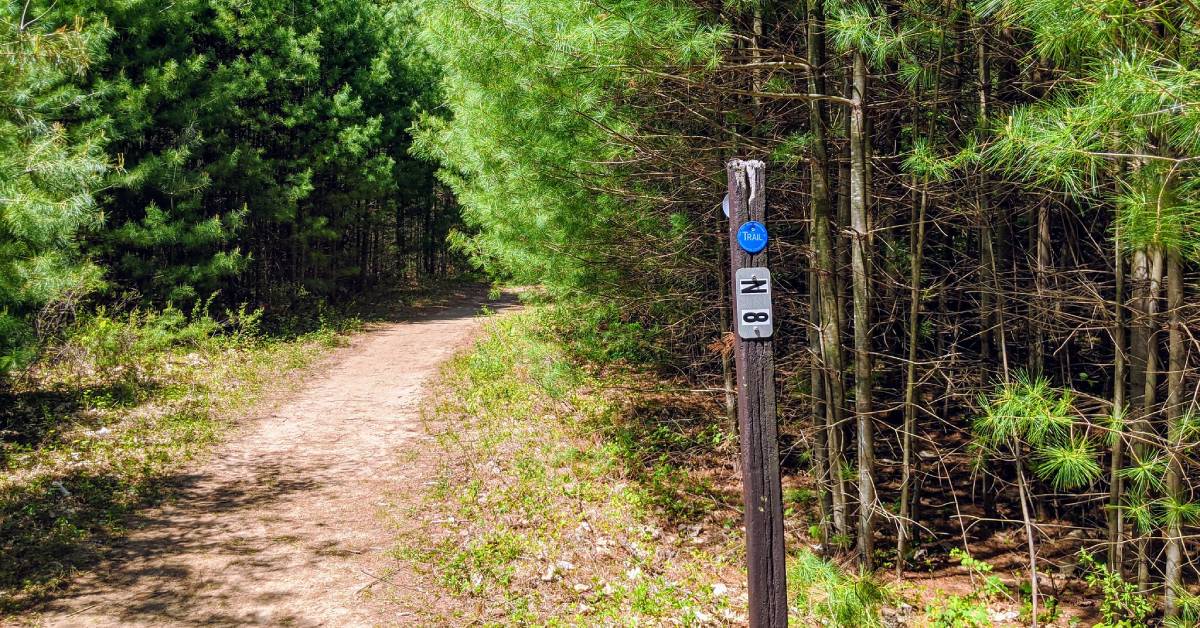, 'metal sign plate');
735,267,774,339
736,221,769,254
722,194,730,218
